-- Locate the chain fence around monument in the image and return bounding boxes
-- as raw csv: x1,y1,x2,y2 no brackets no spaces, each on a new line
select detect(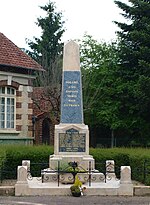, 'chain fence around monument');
0,158,150,185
